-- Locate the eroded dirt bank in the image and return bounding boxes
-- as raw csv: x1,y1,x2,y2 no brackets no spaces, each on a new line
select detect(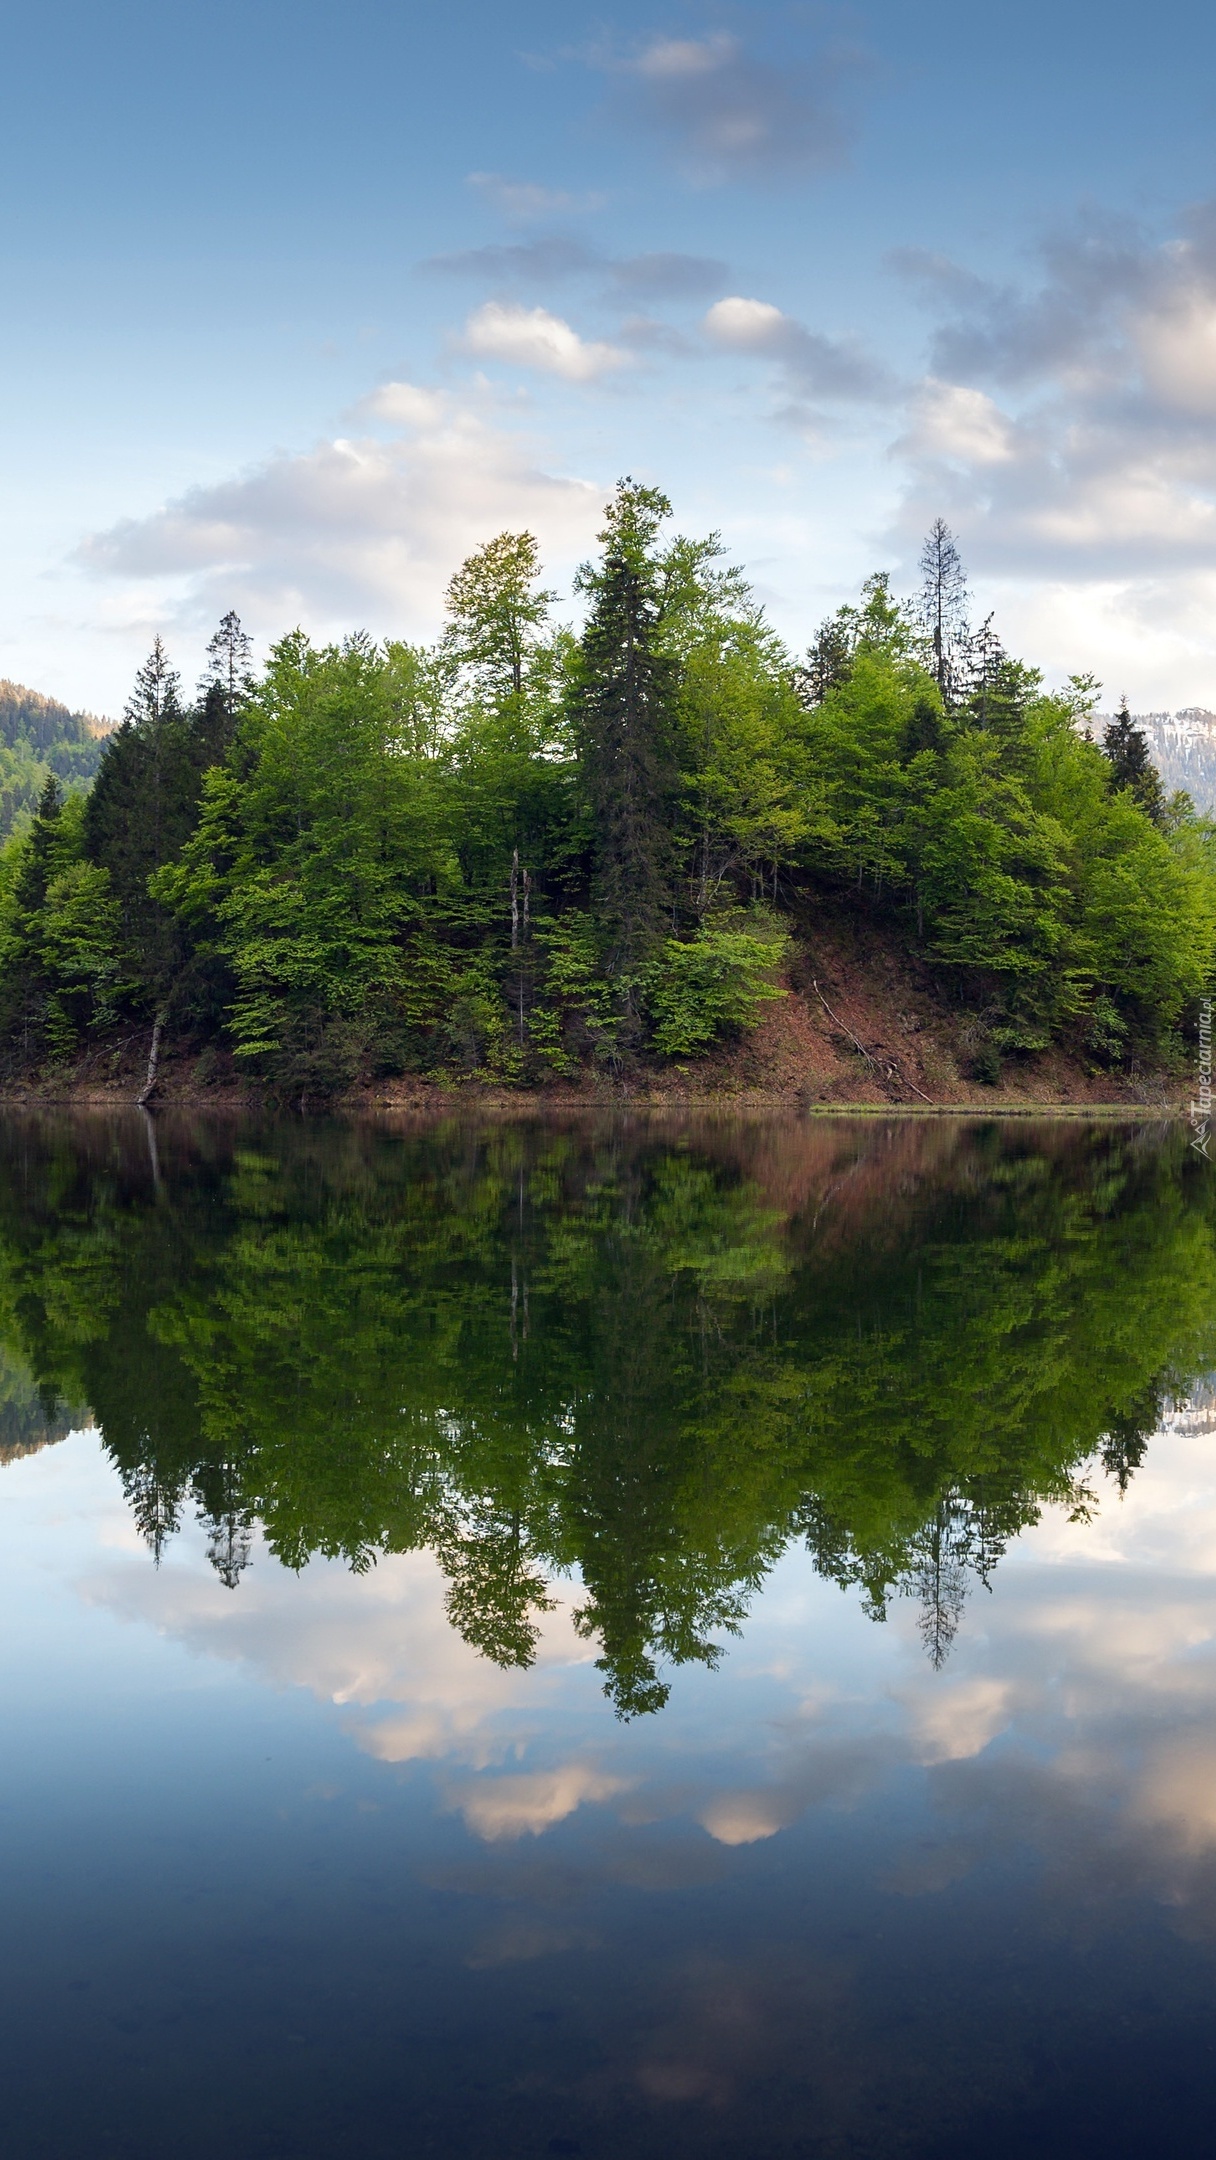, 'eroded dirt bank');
0,903,1194,1117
